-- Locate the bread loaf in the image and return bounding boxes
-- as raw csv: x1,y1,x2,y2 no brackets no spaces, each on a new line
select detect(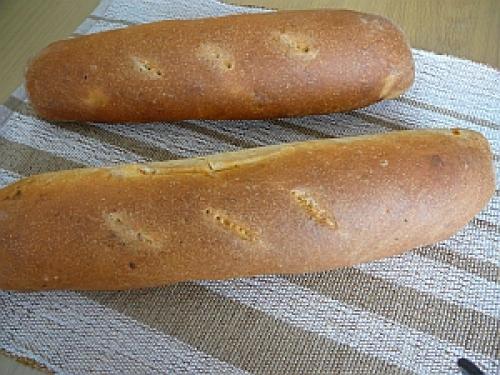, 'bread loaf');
26,10,414,123
0,129,494,291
